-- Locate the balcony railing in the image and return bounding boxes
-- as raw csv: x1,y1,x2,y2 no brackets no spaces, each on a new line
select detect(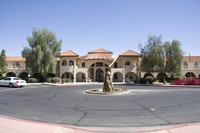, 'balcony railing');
8,66,26,70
